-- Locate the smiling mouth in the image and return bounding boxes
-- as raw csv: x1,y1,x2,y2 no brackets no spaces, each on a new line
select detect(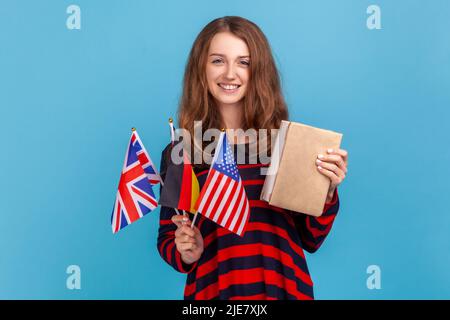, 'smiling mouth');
218,83,241,90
